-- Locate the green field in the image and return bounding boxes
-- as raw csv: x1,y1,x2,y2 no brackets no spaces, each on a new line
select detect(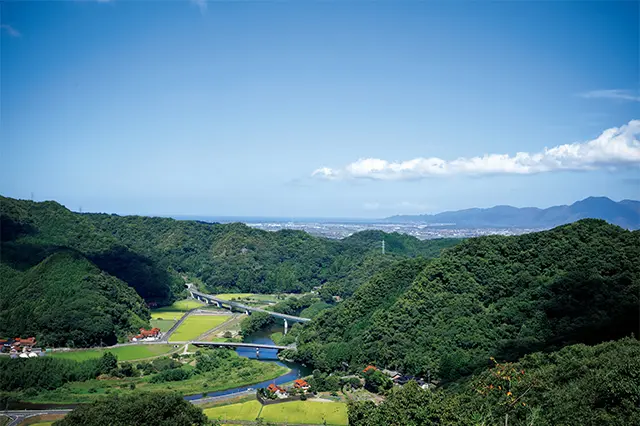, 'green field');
214,293,254,301
204,400,348,425
204,400,262,422
270,332,284,345
150,318,176,332
150,310,184,320
50,344,177,361
151,299,204,319
169,315,231,341
22,352,288,404
261,401,348,425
